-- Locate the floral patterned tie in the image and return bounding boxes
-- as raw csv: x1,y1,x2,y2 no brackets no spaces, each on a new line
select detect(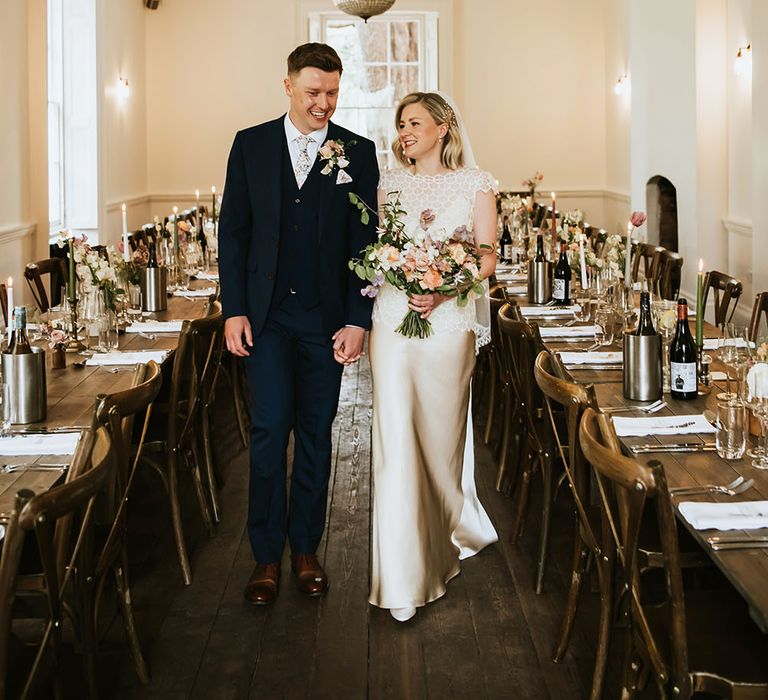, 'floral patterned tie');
294,134,314,188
